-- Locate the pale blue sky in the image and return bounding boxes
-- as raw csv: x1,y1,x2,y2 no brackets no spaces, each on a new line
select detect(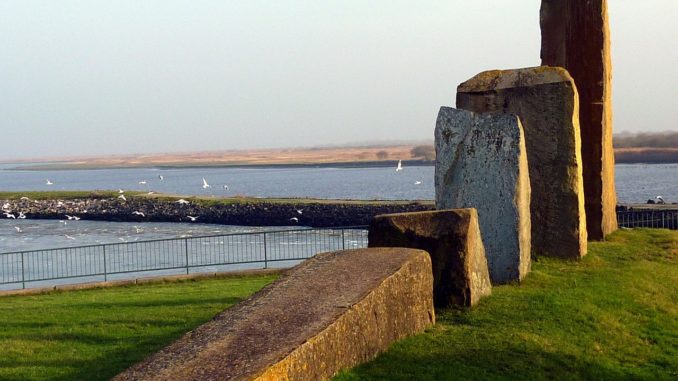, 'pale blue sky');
1,0,676,159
